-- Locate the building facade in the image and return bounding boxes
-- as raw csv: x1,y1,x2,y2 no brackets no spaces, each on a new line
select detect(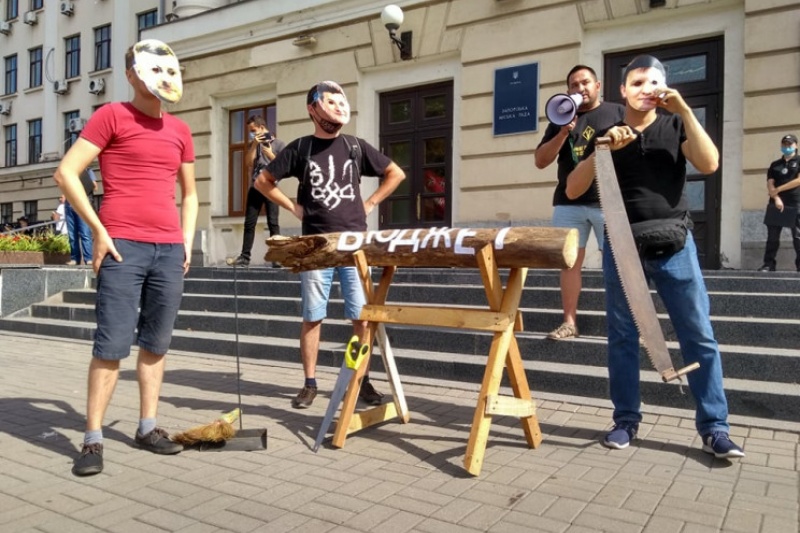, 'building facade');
2,0,799,270
0,0,164,224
